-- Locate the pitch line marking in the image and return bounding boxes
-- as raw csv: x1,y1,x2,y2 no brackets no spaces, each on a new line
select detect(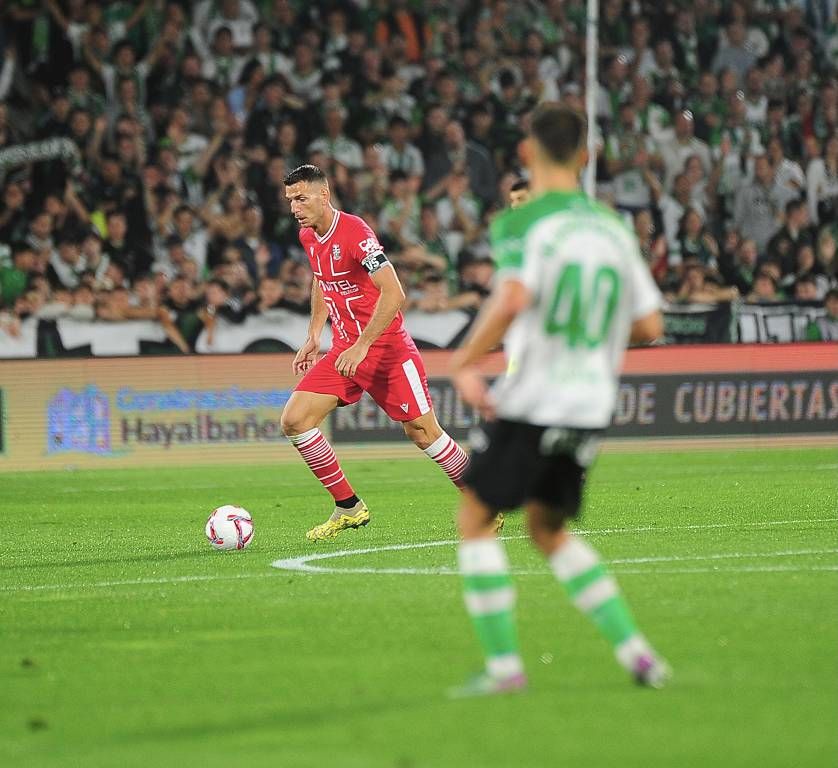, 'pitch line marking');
4,517,836,594
270,545,838,575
